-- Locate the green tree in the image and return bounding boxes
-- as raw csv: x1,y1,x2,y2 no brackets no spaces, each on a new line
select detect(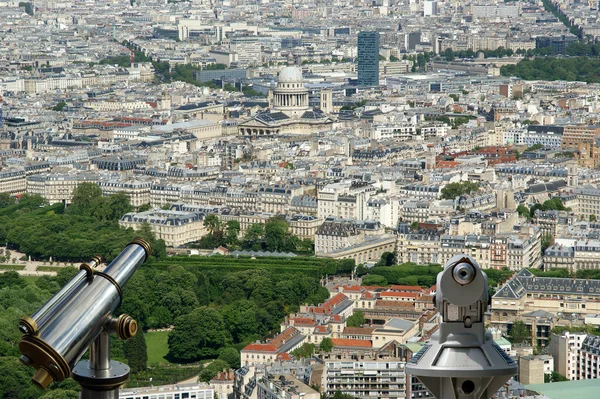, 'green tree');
541,234,553,253
265,217,289,251
0,193,15,208
138,203,152,212
39,389,79,399
517,205,530,219
70,182,103,215
440,181,479,200
320,337,333,352
509,321,530,344
346,310,366,327
361,274,388,286
545,371,568,383
377,252,395,266
105,192,133,220
52,101,67,111
225,220,241,245
291,343,316,358
168,307,232,360
199,359,230,382
331,391,355,399
590,214,597,222
204,214,222,234
123,330,148,373
218,347,241,369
